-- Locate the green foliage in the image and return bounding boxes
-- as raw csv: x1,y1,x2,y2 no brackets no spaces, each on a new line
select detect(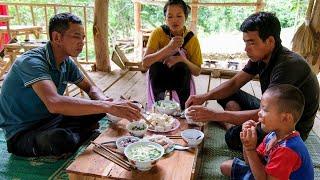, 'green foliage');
1,0,307,58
